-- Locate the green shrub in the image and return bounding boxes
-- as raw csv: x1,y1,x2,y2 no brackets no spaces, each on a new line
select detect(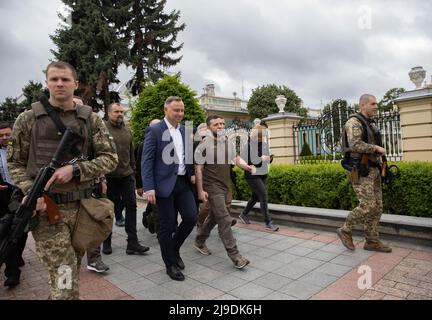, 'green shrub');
232,161,432,217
